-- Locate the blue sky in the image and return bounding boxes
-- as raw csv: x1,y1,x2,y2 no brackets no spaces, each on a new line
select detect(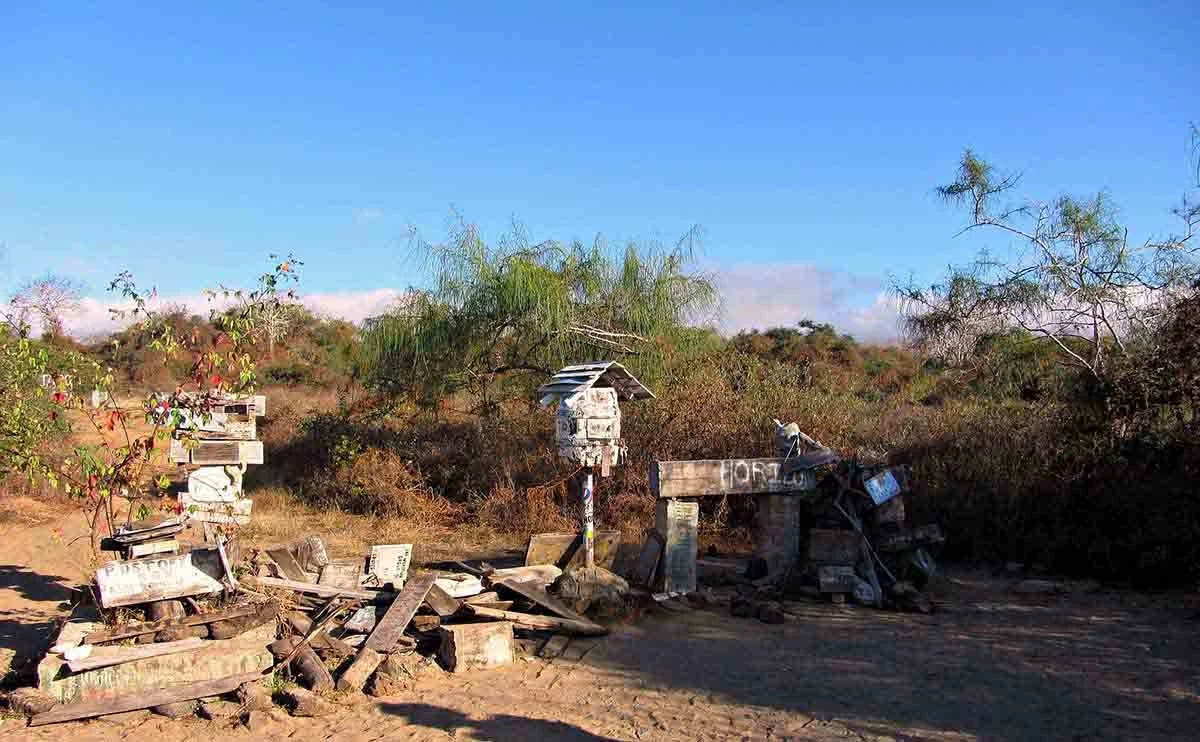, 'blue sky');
1,2,1196,339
